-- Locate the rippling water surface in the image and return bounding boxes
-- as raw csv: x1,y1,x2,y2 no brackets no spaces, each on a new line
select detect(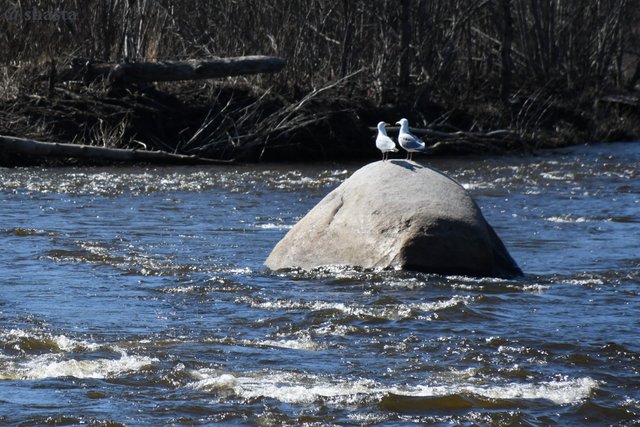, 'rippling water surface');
1,143,639,425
